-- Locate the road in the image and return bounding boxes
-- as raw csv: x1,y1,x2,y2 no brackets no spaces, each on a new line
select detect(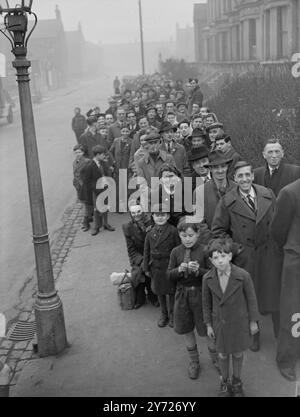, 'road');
0,75,112,314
